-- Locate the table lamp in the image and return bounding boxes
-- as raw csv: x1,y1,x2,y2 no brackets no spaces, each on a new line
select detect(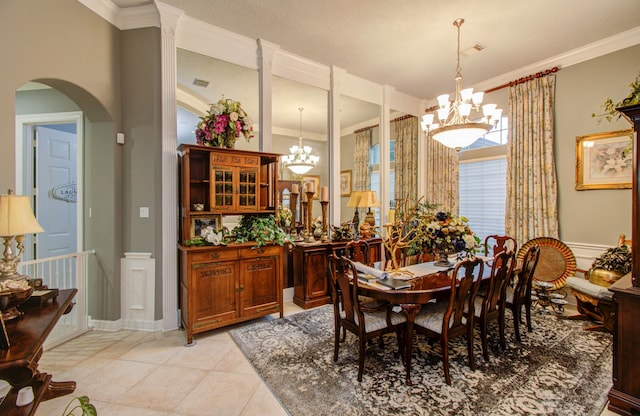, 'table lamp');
0,191,44,281
347,191,362,227
359,190,380,227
